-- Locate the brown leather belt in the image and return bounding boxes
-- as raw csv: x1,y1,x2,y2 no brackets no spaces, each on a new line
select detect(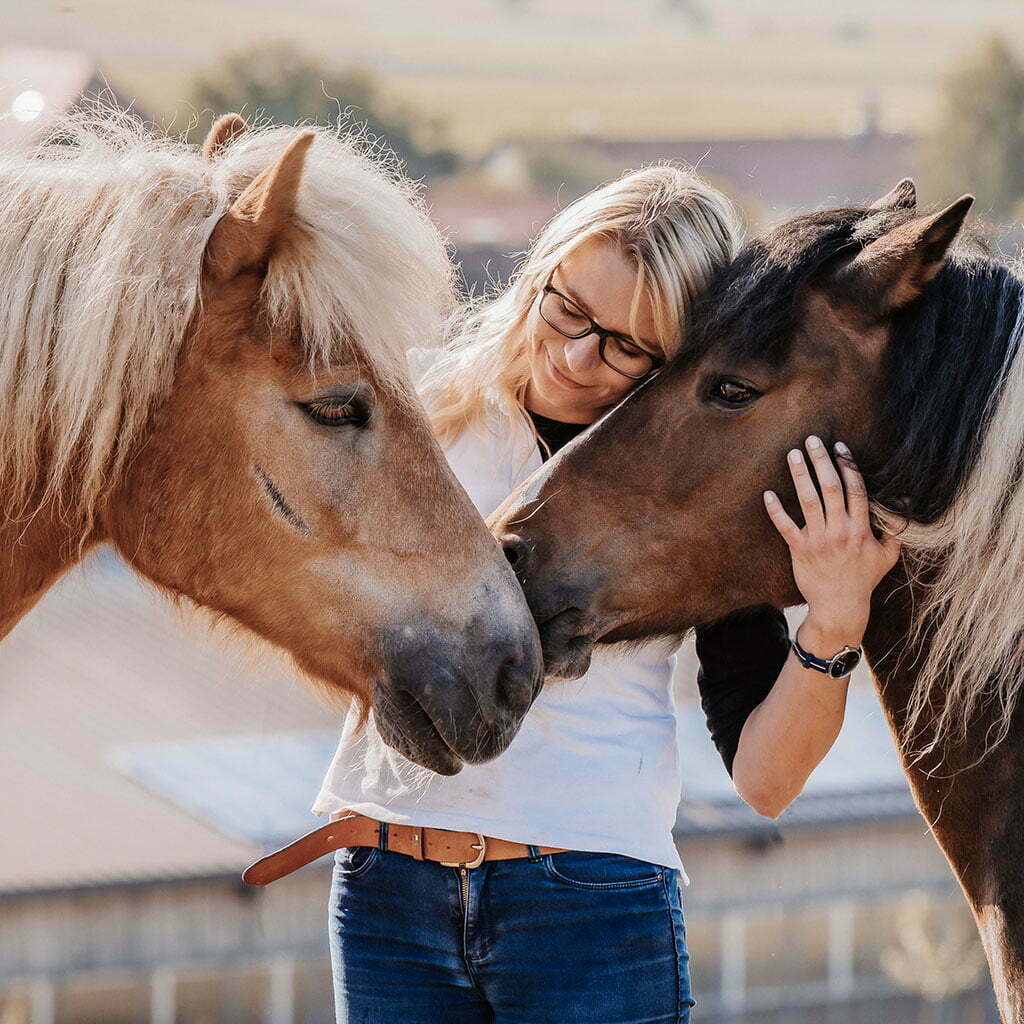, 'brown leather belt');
242,811,569,885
